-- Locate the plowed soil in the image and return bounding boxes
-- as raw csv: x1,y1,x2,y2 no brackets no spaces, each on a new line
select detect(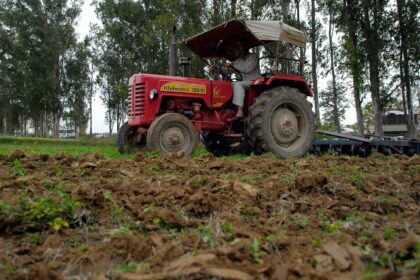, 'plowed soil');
0,150,419,280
